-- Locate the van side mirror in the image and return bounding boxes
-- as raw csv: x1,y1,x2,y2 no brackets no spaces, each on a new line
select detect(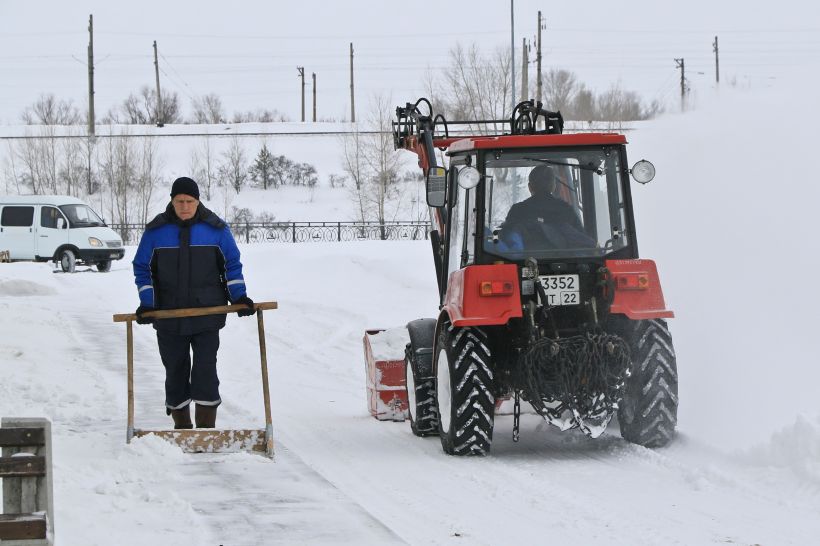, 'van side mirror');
426,166,447,208
57,217,66,229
